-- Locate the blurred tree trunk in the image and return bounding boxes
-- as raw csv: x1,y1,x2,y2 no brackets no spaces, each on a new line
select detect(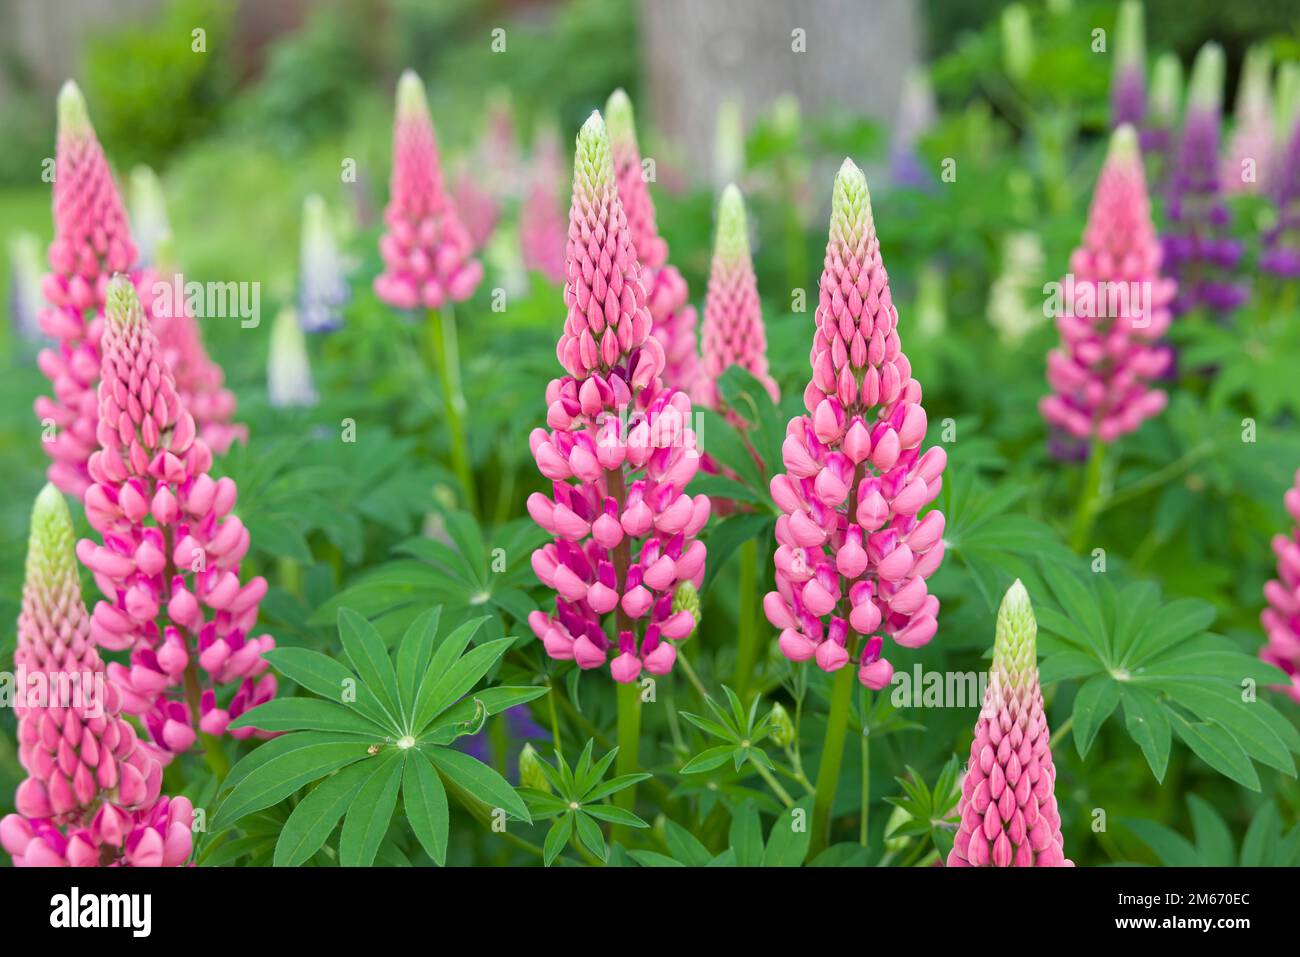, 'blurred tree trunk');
638,0,920,185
